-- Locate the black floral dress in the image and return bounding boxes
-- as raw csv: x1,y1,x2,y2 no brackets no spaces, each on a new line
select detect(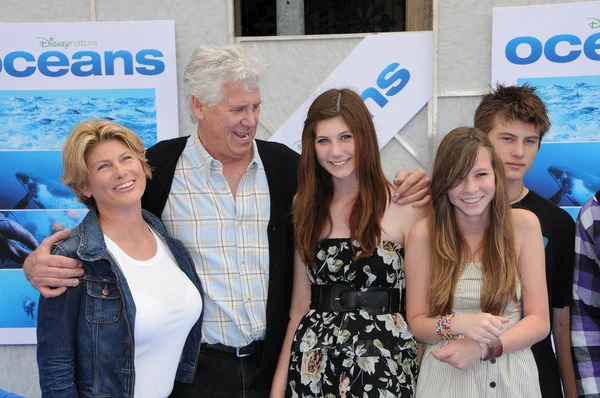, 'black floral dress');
287,238,417,398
